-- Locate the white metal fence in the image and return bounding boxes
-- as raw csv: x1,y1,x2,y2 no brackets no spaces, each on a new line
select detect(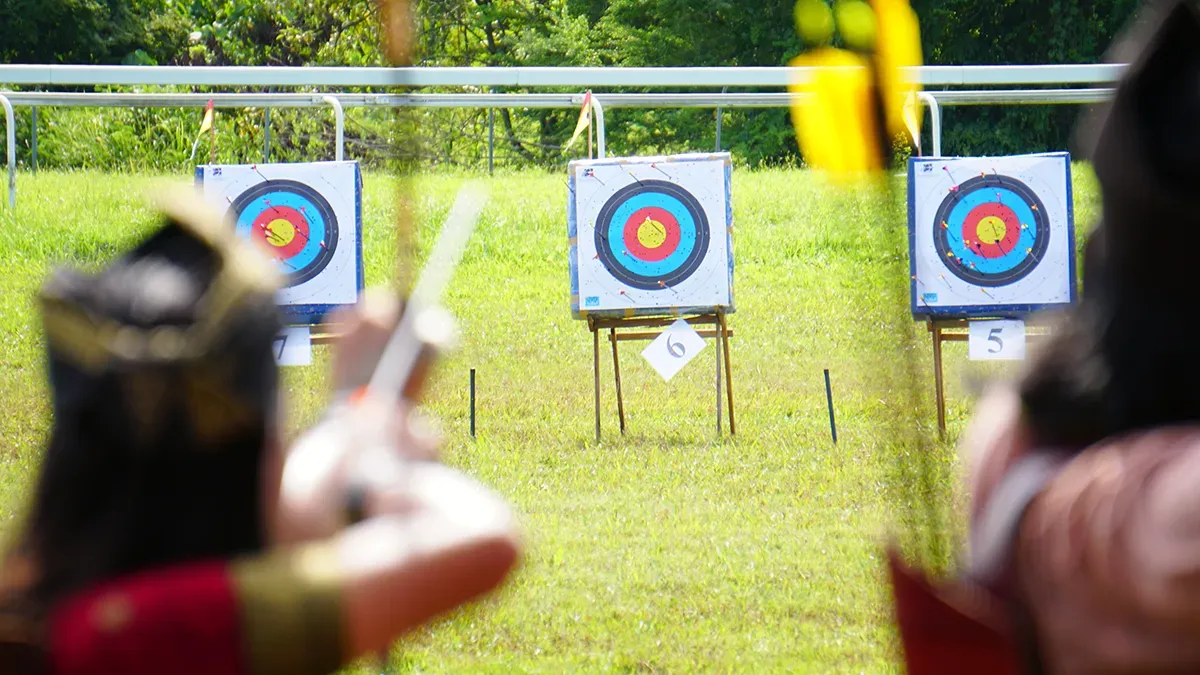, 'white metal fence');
0,65,1126,207
0,64,1127,87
